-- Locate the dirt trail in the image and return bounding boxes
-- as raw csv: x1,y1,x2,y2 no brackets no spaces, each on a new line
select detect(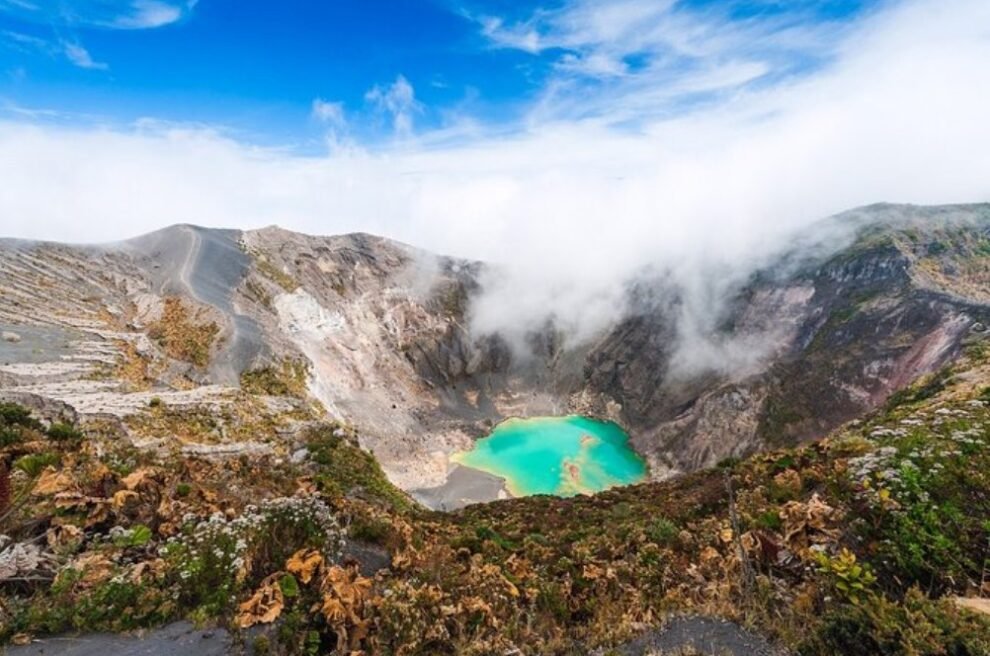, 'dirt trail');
8,615,784,656
123,225,265,382
607,616,786,656
7,622,233,656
